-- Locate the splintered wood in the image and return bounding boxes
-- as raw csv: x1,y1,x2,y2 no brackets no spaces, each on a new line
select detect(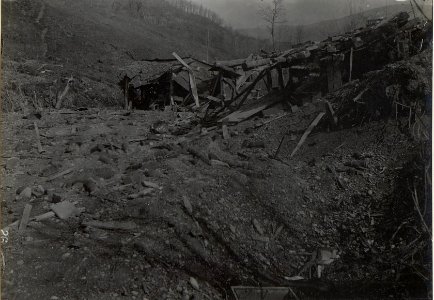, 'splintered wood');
290,112,326,158
33,122,44,153
18,204,32,234
172,52,200,107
